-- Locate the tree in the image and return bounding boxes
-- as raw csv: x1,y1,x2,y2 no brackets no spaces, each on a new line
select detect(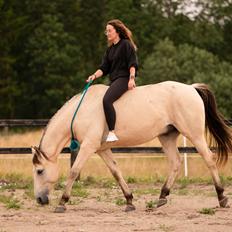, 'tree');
0,0,25,118
16,14,81,118
141,38,232,117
